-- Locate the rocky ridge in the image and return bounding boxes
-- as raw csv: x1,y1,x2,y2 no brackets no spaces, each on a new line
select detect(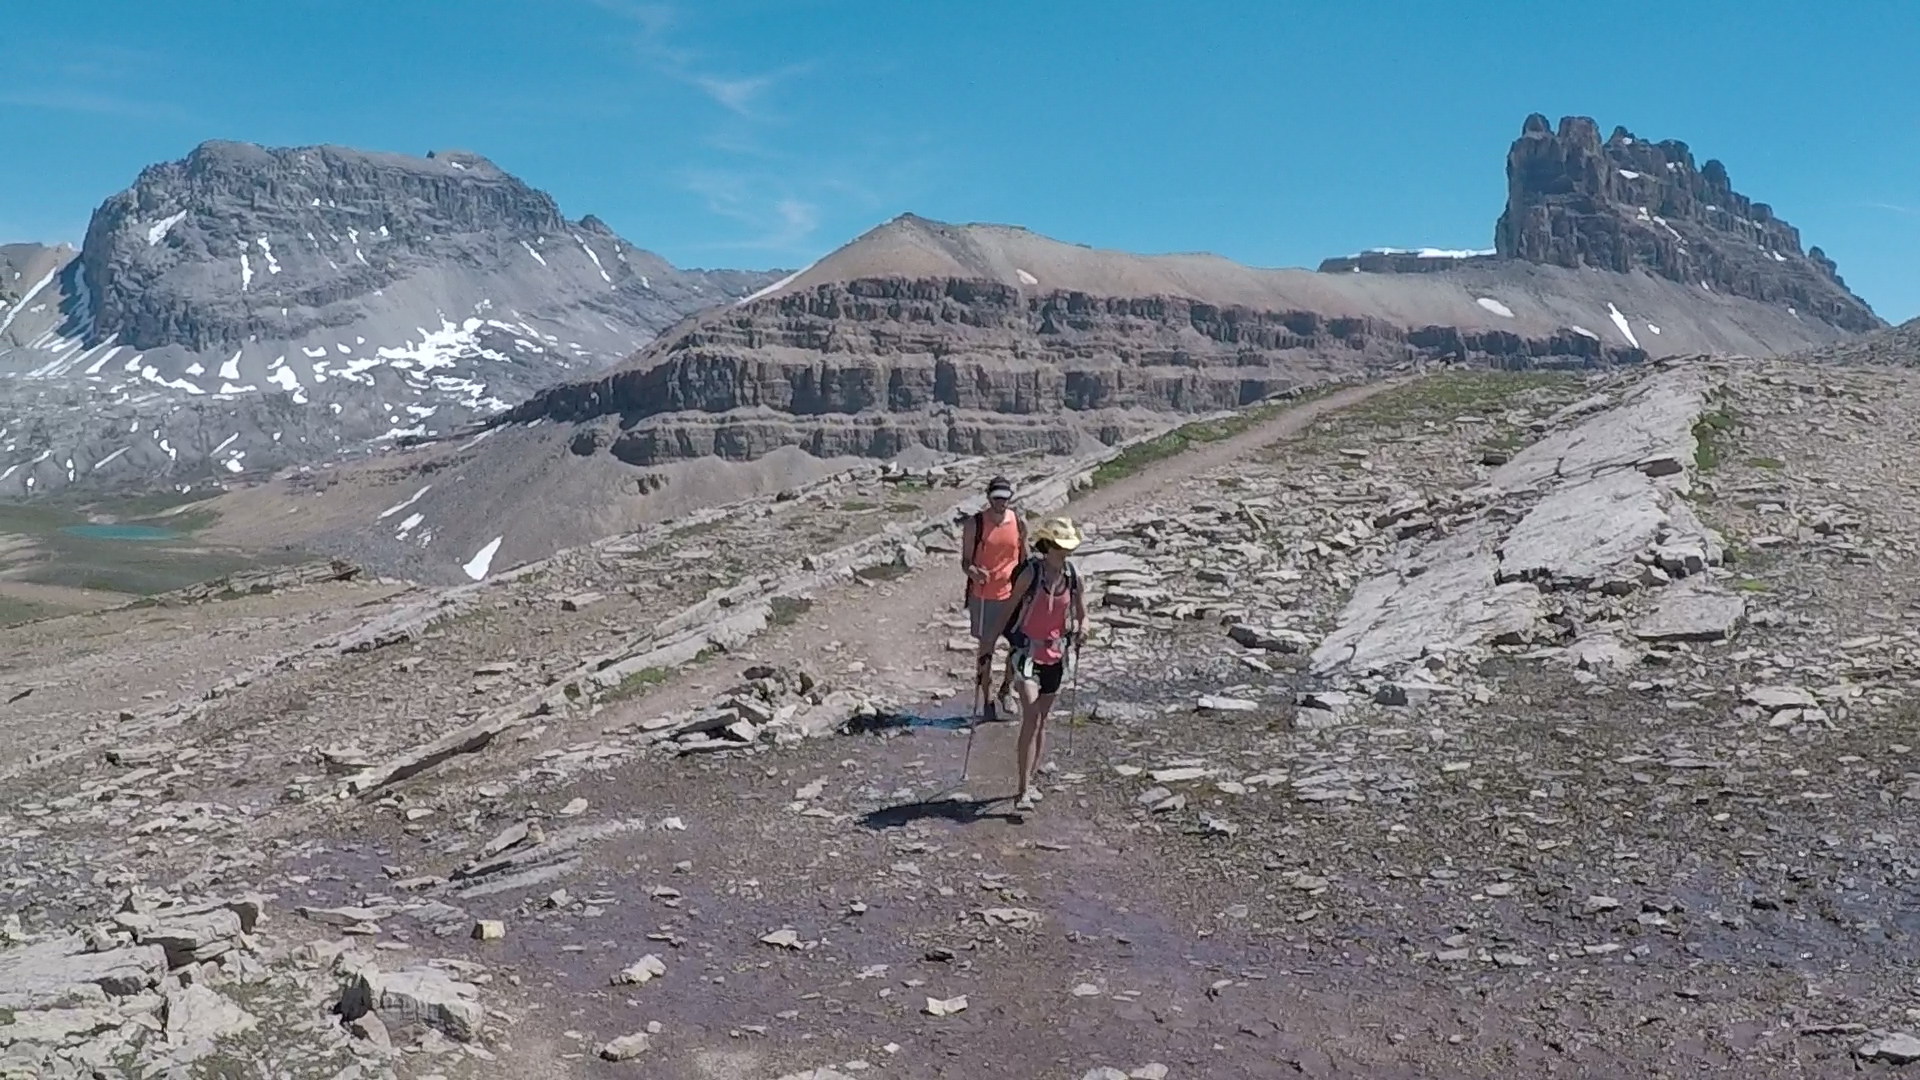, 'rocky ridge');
0,142,781,498
1800,313,1920,367
1494,114,1879,332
